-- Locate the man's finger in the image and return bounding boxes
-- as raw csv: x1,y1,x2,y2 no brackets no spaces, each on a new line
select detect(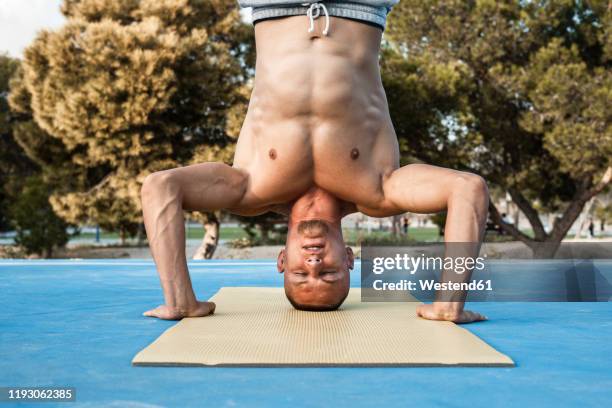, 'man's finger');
143,306,163,318
456,310,487,324
416,305,430,319
201,301,216,315
467,311,486,322
416,305,423,317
